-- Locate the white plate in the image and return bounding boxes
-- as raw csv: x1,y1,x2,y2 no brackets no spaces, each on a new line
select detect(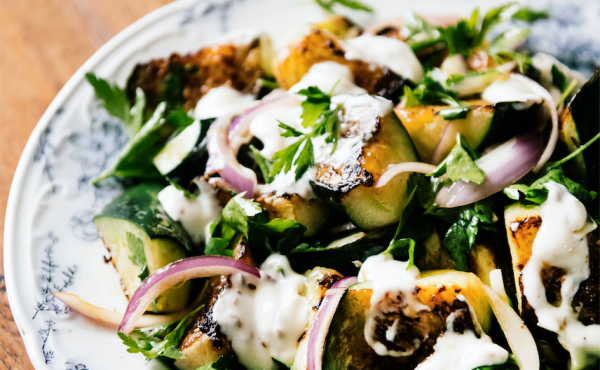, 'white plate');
4,0,599,368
